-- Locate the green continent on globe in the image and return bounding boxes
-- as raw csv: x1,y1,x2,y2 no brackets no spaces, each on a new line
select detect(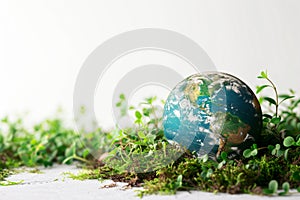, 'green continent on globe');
163,72,262,158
